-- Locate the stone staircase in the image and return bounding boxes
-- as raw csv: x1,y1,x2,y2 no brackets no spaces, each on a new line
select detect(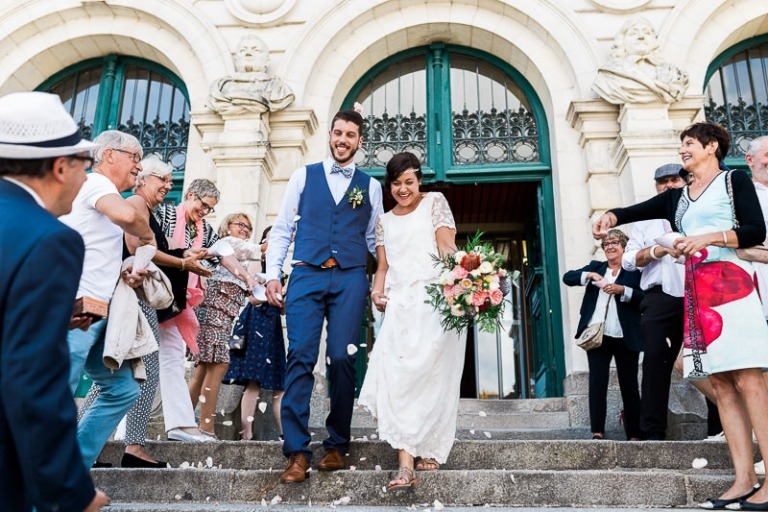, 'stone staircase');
96,438,742,510
95,393,744,510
